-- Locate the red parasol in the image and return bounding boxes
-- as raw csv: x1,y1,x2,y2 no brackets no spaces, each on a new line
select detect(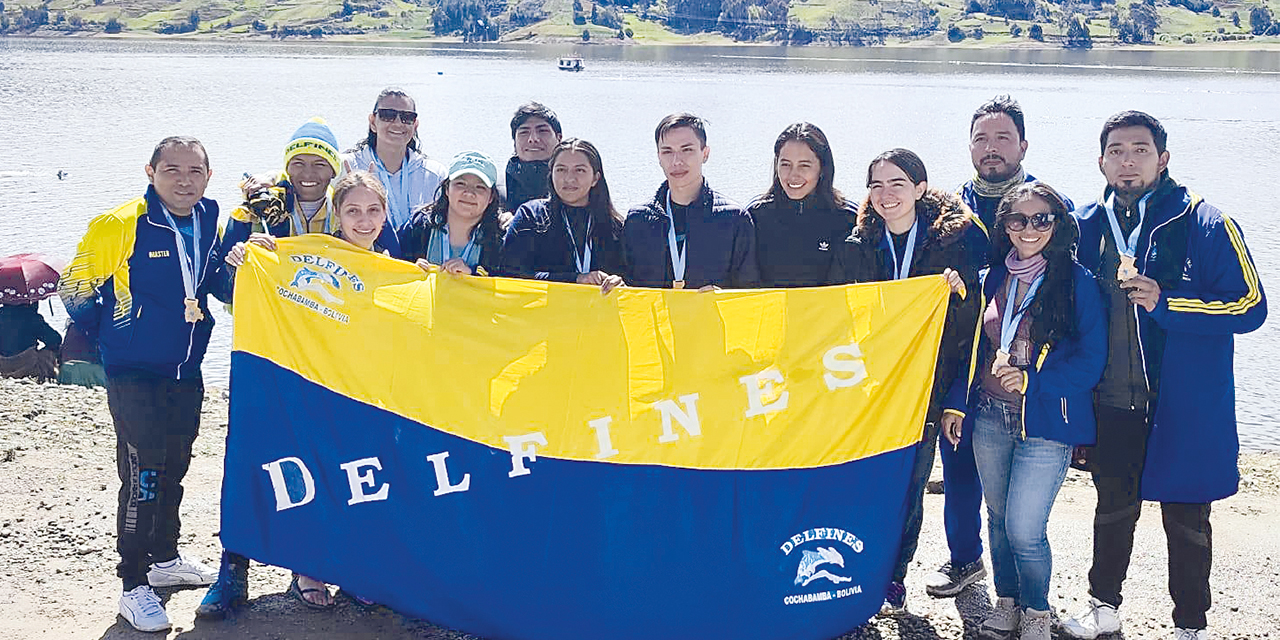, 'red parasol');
0,253,67,305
